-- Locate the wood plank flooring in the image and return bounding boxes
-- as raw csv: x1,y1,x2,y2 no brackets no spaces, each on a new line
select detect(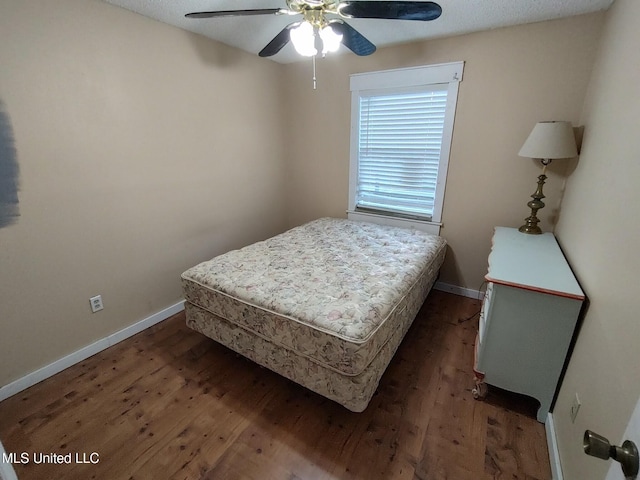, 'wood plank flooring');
0,291,551,479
